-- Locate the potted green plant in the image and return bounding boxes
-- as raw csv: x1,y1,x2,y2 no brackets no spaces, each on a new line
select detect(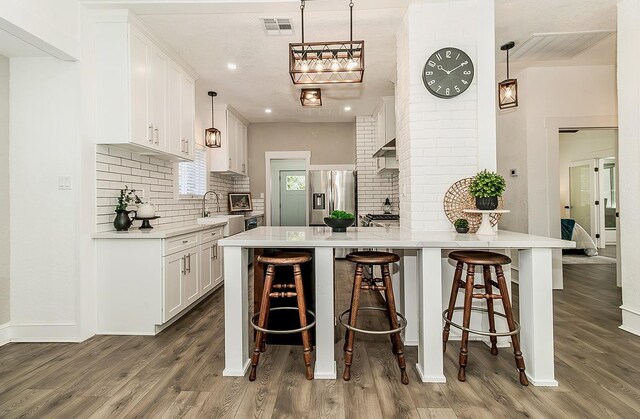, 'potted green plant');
469,170,506,210
324,210,355,232
454,218,469,233
113,185,142,231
